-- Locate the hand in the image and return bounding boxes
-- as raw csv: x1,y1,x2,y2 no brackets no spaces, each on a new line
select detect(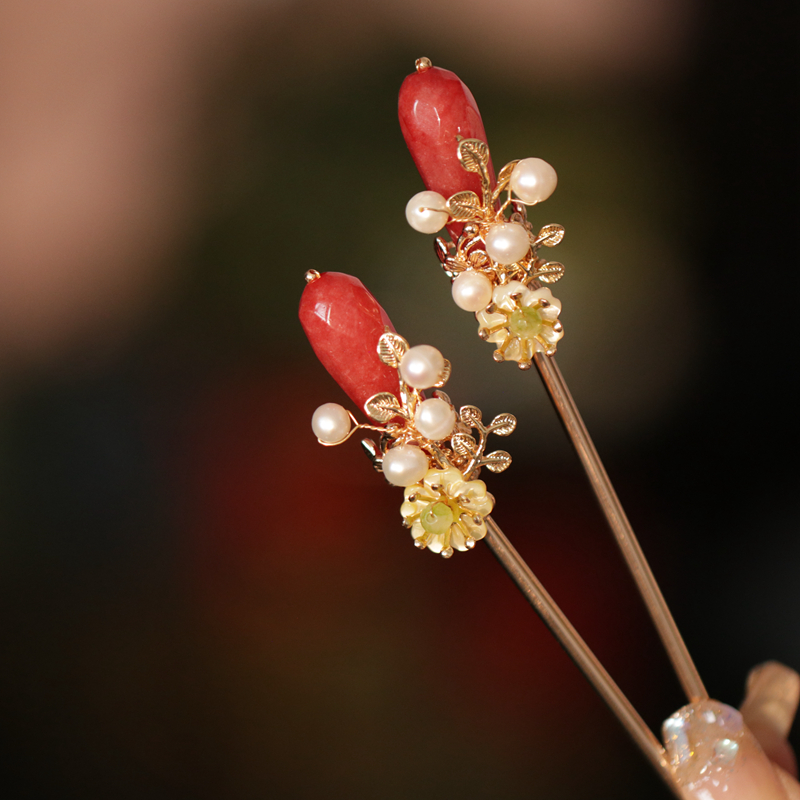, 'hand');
666,662,800,799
